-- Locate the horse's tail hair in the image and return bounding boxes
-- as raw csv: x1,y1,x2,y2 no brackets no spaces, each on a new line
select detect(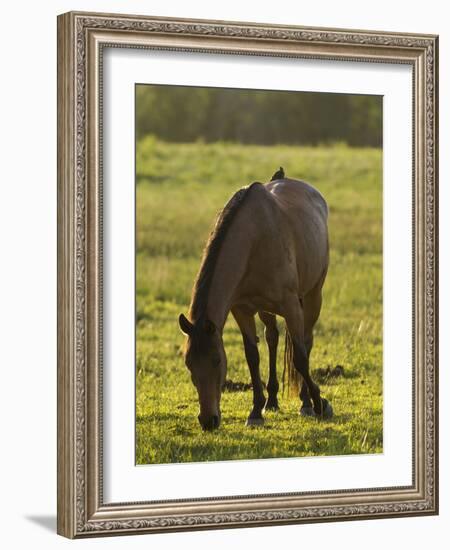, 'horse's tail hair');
282,323,300,397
